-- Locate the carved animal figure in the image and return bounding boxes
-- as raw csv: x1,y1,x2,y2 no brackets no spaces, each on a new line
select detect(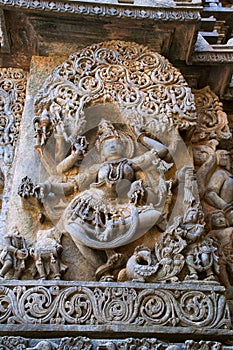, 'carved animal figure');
118,245,159,282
